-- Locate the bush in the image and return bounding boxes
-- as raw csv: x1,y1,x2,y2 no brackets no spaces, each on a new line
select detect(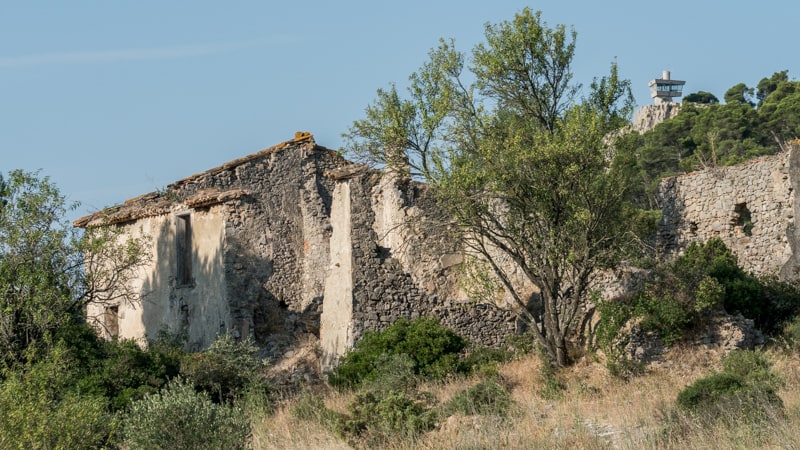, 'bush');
0,345,115,449
291,391,341,429
676,350,783,424
676,372,747,410
339,389,438,441
328,317,467,389
722,349,782,389
121,379,251,450
459,346,513,374
444,378,512,416
780,315,800,350
83,337,183,410
598,239,800,362
180,334,267,403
